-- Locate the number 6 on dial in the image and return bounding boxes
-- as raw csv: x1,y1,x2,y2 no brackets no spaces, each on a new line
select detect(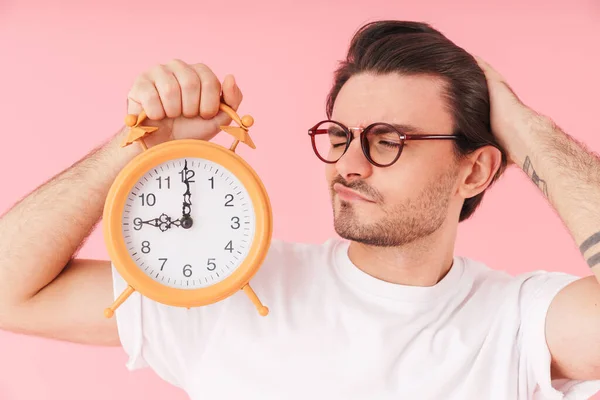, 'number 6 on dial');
102,103,272,318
